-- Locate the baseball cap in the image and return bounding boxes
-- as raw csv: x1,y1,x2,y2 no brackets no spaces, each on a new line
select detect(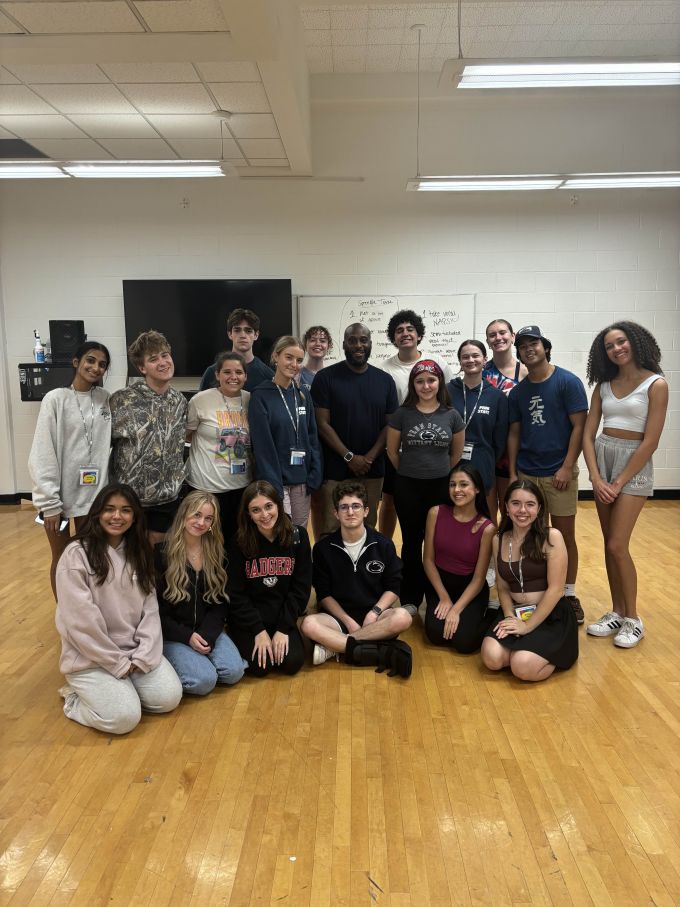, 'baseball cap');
514,325,551,348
